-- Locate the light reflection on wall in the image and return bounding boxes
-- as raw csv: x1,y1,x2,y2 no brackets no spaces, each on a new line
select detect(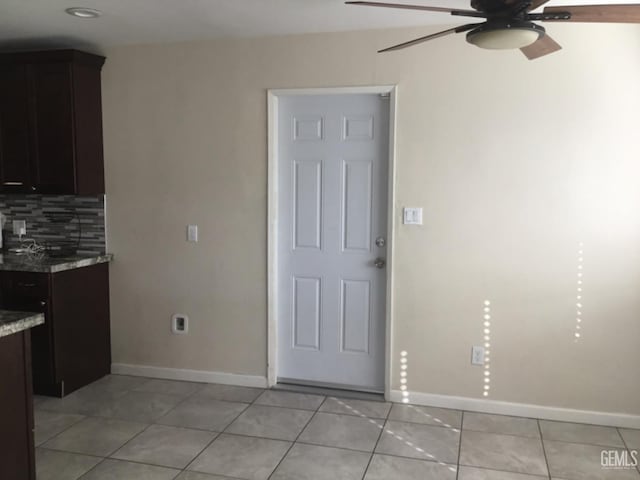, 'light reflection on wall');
400,350,409,403
483,300,492,398
574,242,584,342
